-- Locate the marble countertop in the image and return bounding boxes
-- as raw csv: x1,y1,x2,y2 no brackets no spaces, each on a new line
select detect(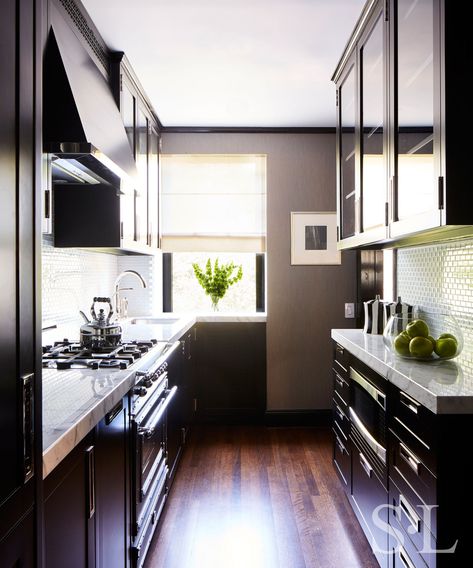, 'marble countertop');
42,312,266,478
331,329,473,414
